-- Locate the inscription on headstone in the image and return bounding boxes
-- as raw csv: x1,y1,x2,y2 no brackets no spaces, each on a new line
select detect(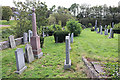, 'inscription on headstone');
8,35,16,48
15,48,27,74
